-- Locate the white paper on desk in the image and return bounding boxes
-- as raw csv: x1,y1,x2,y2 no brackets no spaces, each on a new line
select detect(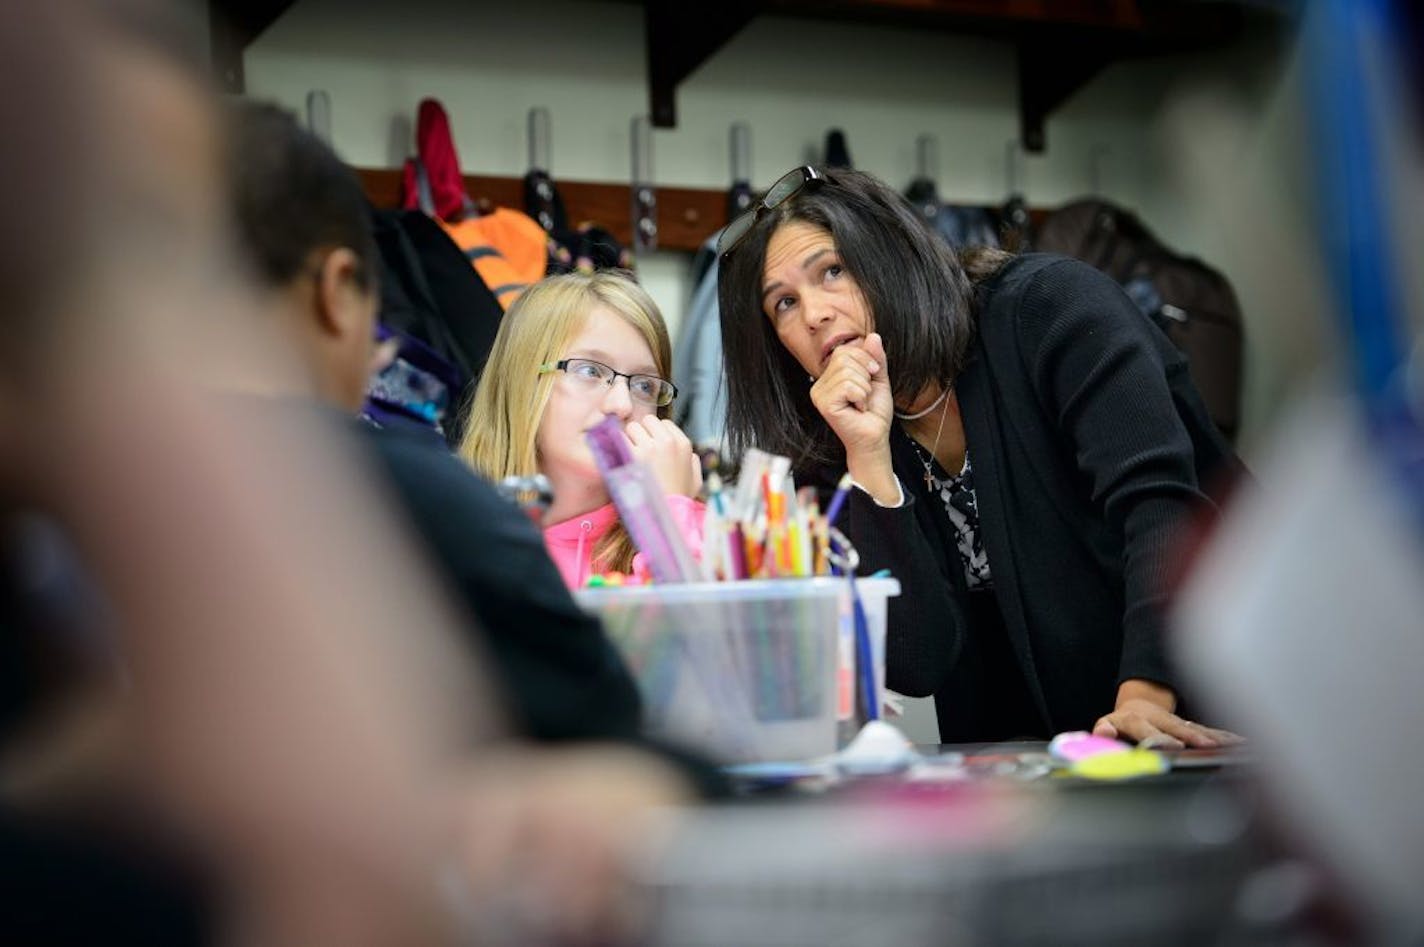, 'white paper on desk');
1173,393,1424,935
